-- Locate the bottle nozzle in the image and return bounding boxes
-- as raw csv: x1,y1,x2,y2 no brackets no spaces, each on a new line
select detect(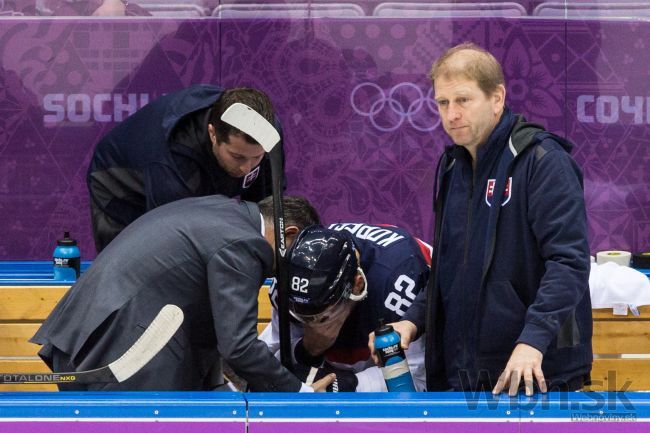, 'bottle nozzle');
375,317,393,336
58,232,78,247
